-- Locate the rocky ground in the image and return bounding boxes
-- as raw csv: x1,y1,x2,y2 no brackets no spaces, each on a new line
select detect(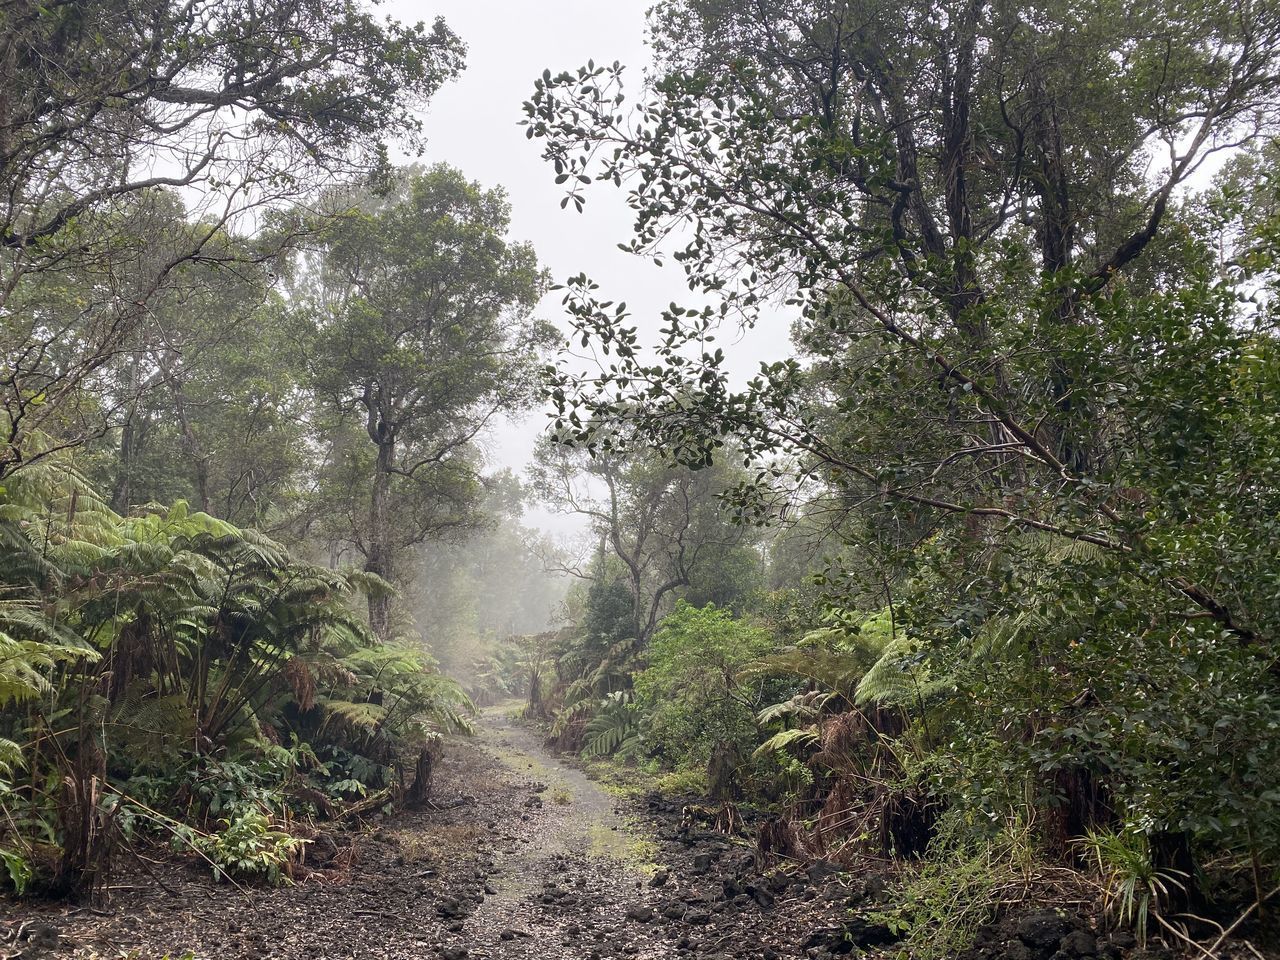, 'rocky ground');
2,706,1129,960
